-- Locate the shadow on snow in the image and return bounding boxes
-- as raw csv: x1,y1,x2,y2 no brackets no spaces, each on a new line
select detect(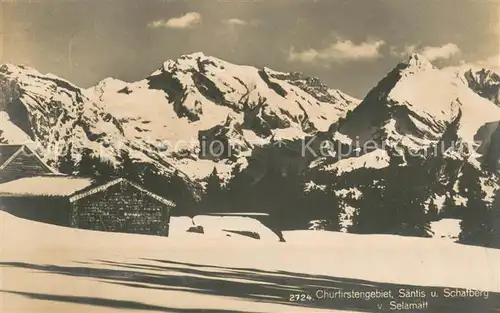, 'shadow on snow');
1,259,499,312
